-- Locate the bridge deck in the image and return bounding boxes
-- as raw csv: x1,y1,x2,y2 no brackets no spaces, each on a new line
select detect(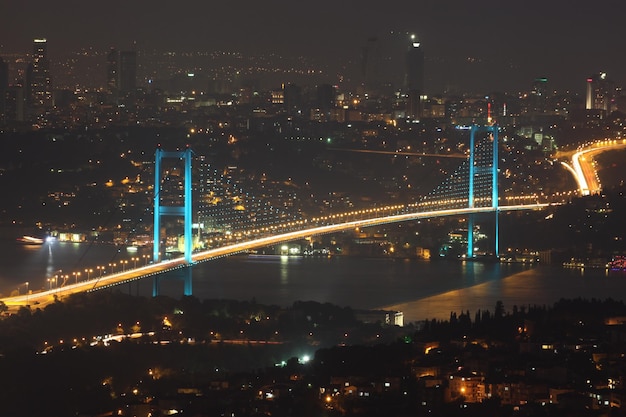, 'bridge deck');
1,203,551,310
